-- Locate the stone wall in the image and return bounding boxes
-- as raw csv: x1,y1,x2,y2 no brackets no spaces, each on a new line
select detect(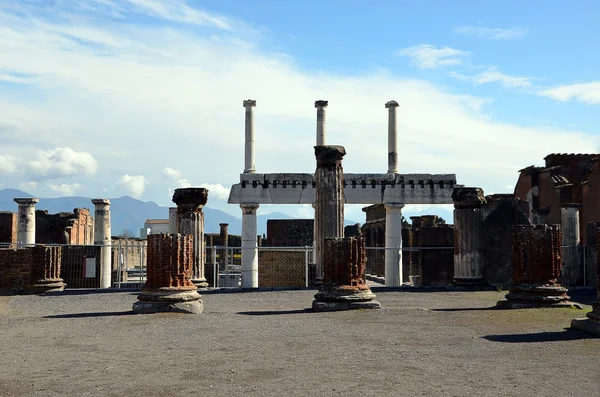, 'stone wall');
266,219,313,247
0,248,33,293
0,212,17,245
481,195,530,287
